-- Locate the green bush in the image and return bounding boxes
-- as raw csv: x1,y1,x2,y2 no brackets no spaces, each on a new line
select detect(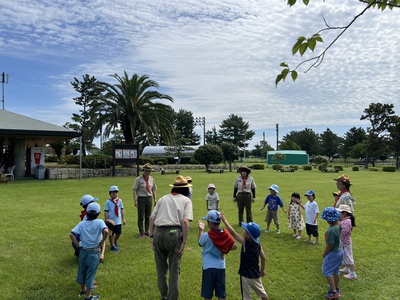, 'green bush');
352,166,359,171
139,157,154,165
383,166,396,172
272,164,282,170
369,167,379,172
45,155,58,163
59,155,80,165
290,165,299,170
252,164,265,170
334,165,343,171
82,154,113,168
179,157,192,164
303,165,312,170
